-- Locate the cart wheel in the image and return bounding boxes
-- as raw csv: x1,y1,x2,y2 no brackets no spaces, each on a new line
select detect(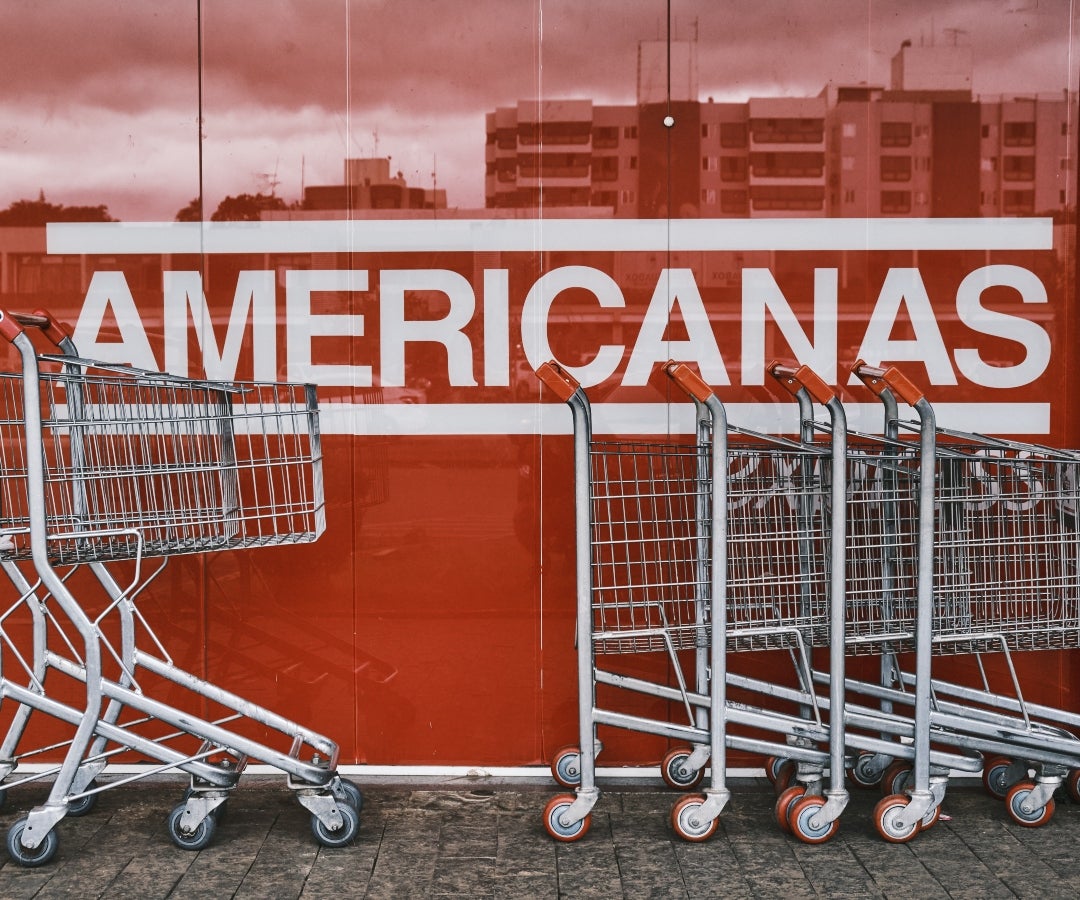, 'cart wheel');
848,752,883,789
765,756,785,785
543,794,590,842
879,761,912,797
67,780,99,818
670,793,718,842
774,784,805,835
661,748,705,790
1067,768,1080,804
180,788,229,822
873,794,921,844
331,778,364,814
311,799,360,848
551,746,582,788
920,803,942,832
5,817,58,868
166,802,217,851
981,756,1014,801
1005,782,1055,828
773,759,797,795
788,794,839,845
